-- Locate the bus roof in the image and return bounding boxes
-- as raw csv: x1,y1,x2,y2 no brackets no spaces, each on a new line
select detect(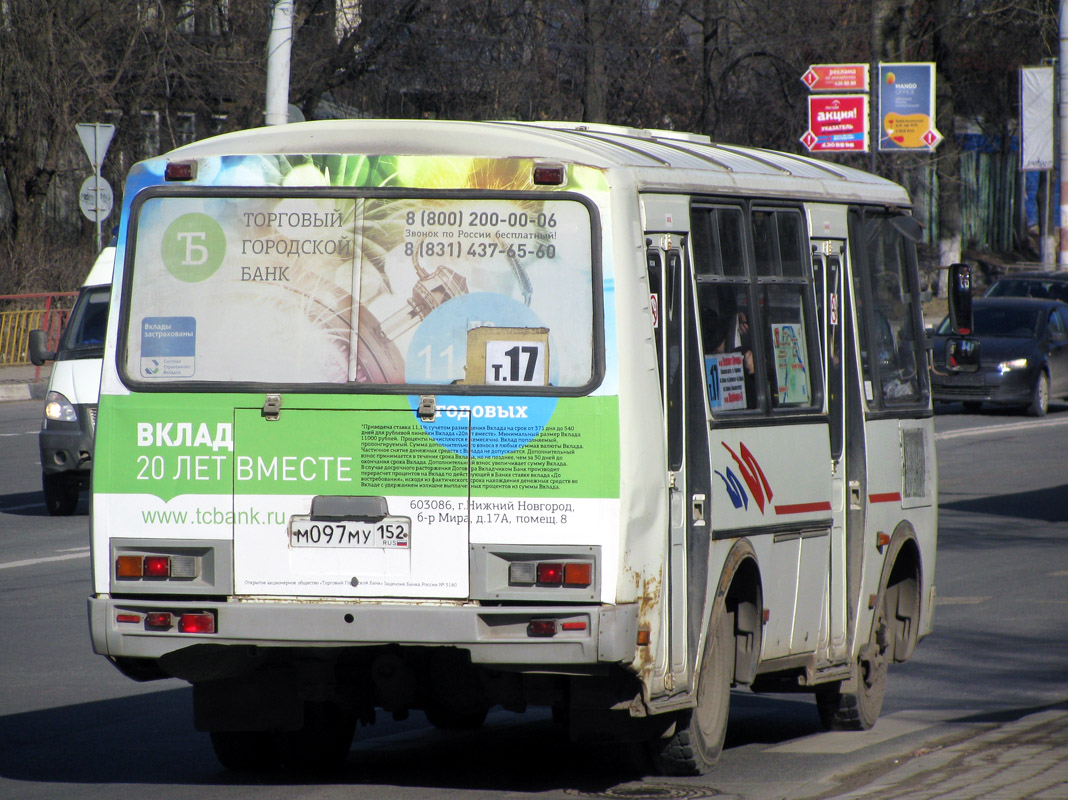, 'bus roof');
165,119,911,207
